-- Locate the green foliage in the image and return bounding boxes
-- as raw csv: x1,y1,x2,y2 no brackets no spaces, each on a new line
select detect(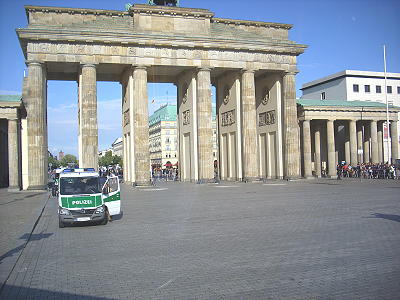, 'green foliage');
60,154,78,167
48,154,61,169
99,151,123,167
